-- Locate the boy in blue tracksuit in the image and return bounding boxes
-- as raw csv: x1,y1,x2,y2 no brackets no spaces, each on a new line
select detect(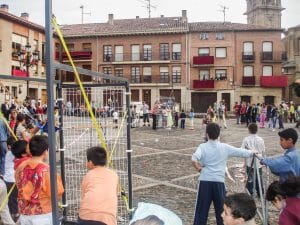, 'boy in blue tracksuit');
192,123,253,225
260,128,300,182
